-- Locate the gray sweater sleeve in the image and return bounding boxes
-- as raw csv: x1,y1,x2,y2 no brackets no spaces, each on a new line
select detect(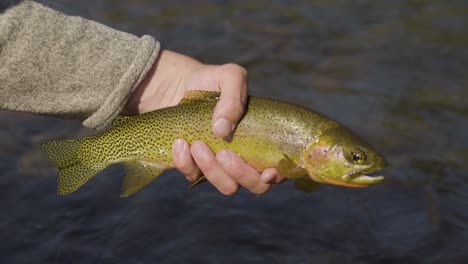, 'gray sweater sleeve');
0,1,160,129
